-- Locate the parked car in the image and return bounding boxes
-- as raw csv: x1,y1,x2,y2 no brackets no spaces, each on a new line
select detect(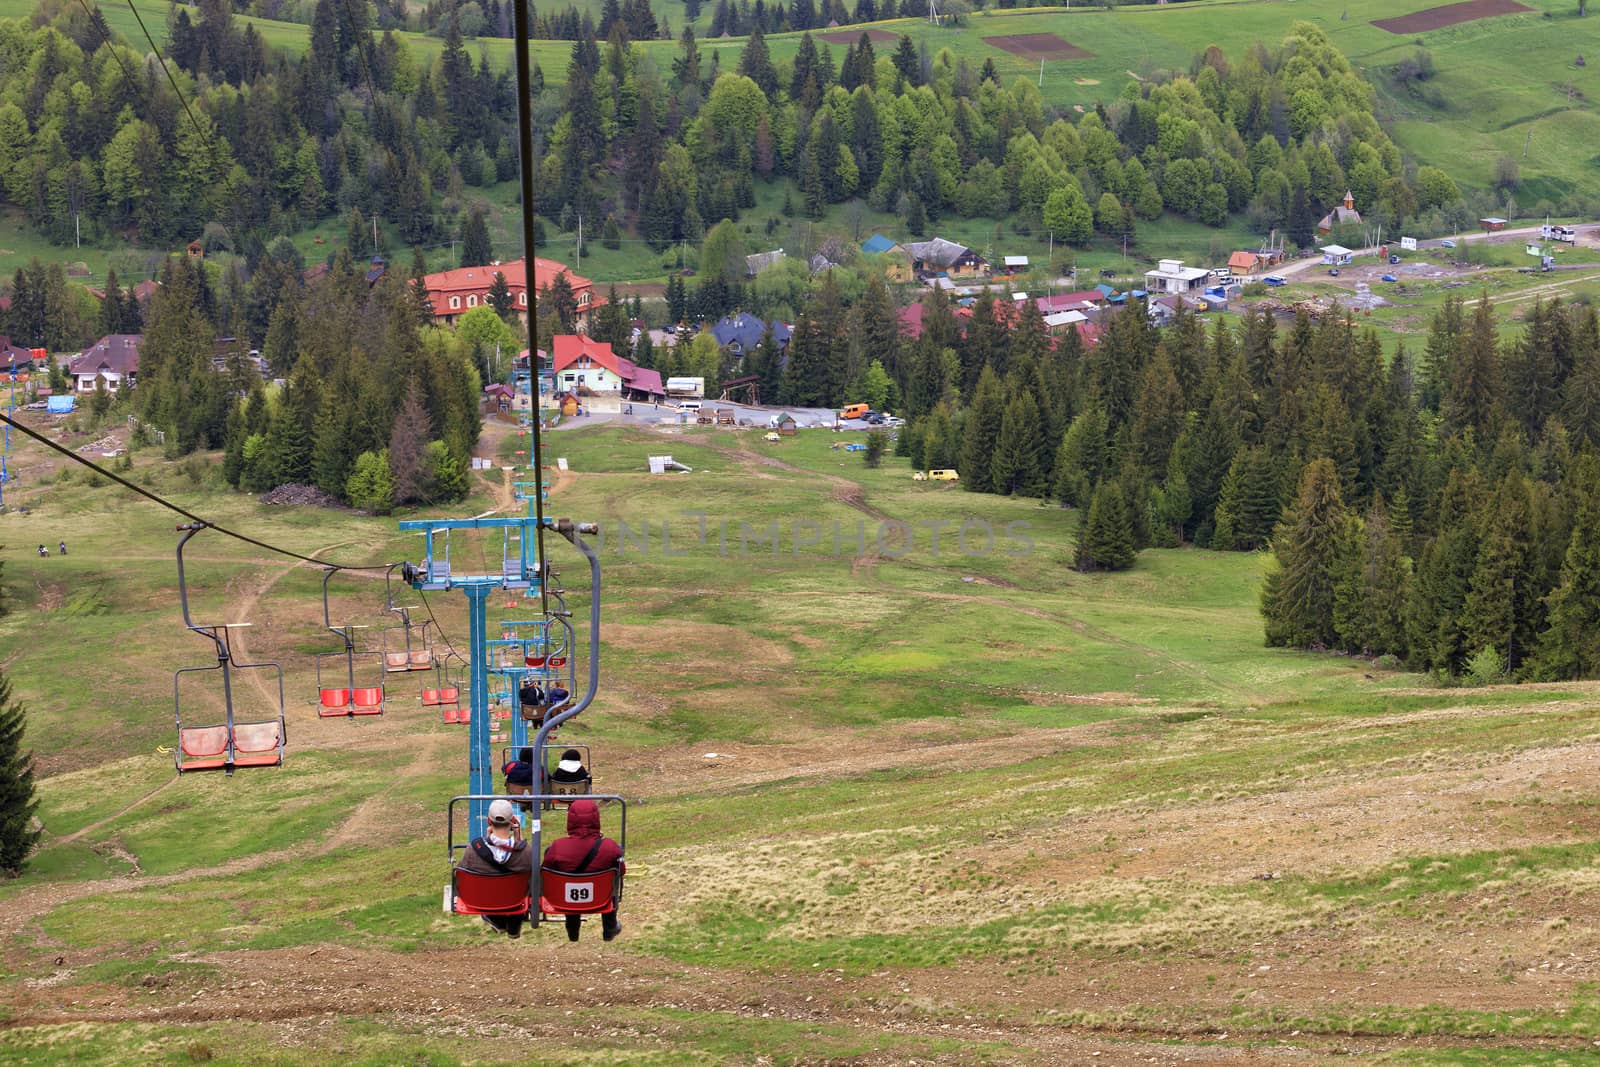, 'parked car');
1328,268,1340,277
1440,240,1456,249
864,414,886,425
1263,275,1287,287
762,431,781,442
1381,274,1398,283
